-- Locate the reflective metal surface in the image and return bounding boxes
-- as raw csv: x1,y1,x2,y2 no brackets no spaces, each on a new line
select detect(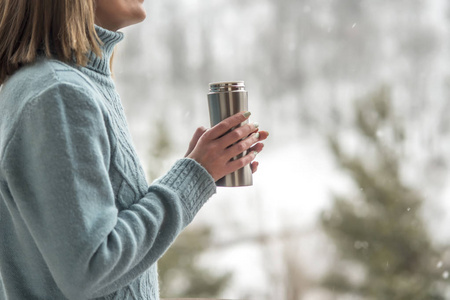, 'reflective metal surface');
208,81,253,187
